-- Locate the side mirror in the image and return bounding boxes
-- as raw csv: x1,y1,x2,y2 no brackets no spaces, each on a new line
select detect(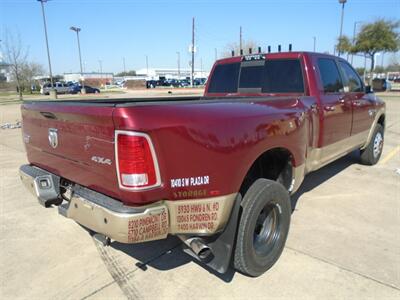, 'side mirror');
365,85,373,94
